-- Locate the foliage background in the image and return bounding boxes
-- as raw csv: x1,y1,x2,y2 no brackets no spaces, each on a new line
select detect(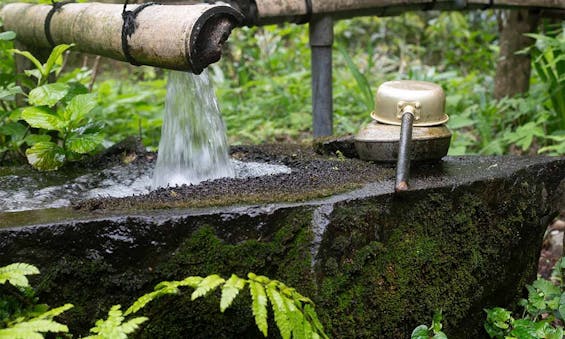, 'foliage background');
0,10,564,164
